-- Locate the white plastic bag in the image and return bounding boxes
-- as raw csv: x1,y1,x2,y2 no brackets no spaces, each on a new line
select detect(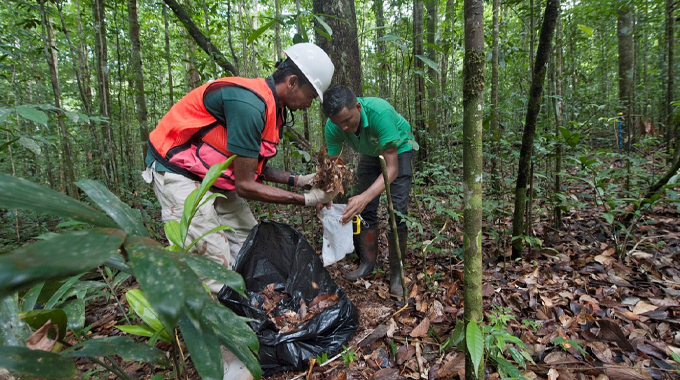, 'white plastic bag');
318,204,354,266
